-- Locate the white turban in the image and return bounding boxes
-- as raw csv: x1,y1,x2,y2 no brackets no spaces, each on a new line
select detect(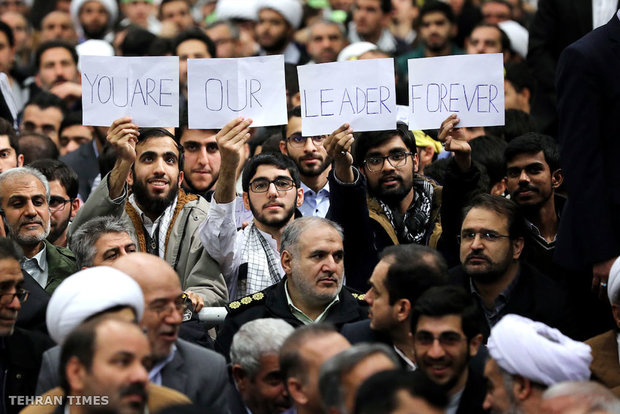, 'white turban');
607,256,620,304
46,267,144,344
488,314,592,386
255,0,303,29
337,42,377,61
70,0,118,30
498,20,529,59
216,0,258,22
